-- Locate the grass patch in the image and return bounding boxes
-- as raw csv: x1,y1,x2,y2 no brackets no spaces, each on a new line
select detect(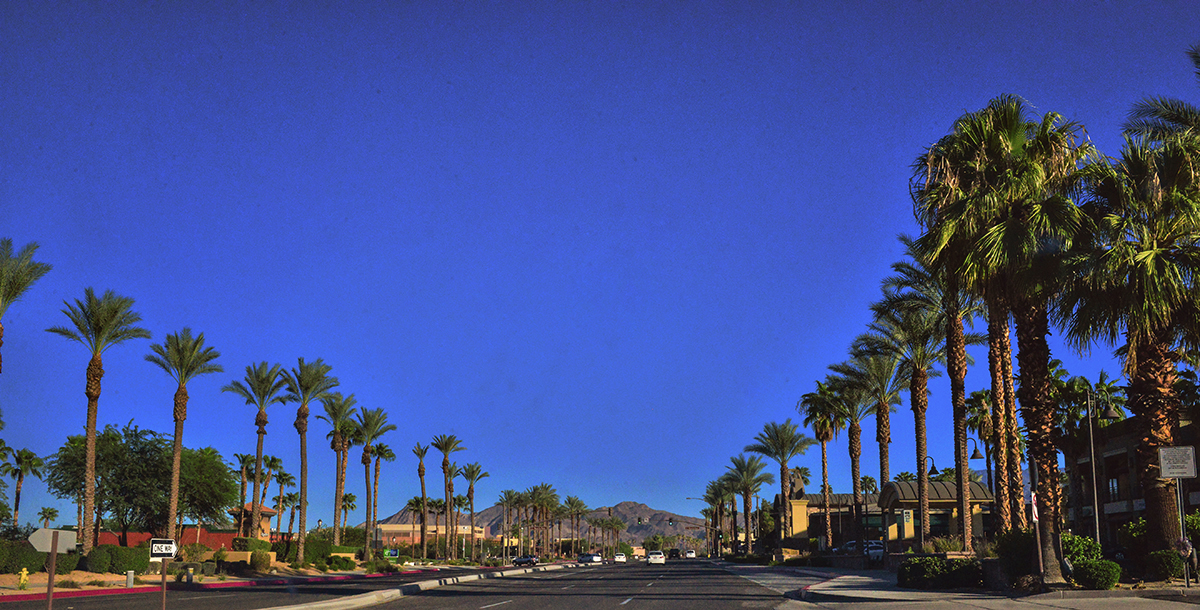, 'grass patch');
57,579,81,589
86,579,107,587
